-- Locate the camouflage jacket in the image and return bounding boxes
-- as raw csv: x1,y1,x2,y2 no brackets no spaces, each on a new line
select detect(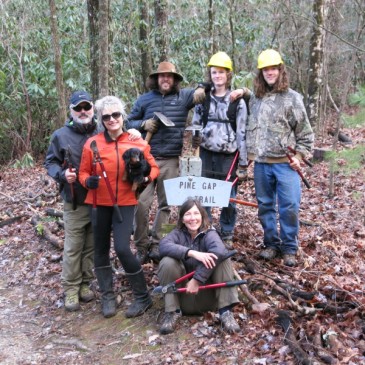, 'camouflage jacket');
192,90,248,166
246,88,313,162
